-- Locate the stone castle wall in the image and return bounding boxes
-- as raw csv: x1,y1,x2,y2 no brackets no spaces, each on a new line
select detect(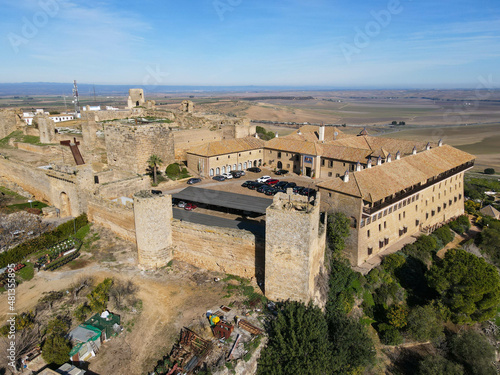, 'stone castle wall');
0,109,22,139
87,197,136,242
104,123,174,175
172,220,264,279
